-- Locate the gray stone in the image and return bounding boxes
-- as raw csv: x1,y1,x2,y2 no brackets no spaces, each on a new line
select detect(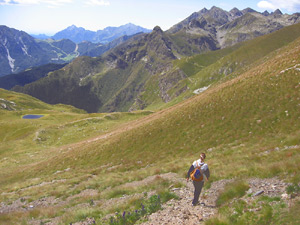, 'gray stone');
253,190,264,197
